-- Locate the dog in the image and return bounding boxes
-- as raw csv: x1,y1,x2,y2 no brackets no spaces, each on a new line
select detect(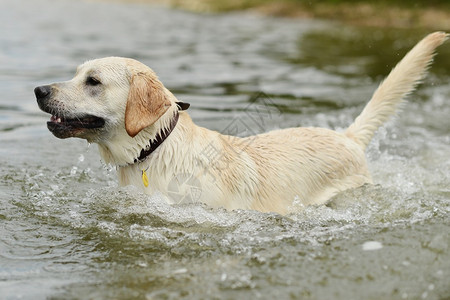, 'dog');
35,32,447,214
